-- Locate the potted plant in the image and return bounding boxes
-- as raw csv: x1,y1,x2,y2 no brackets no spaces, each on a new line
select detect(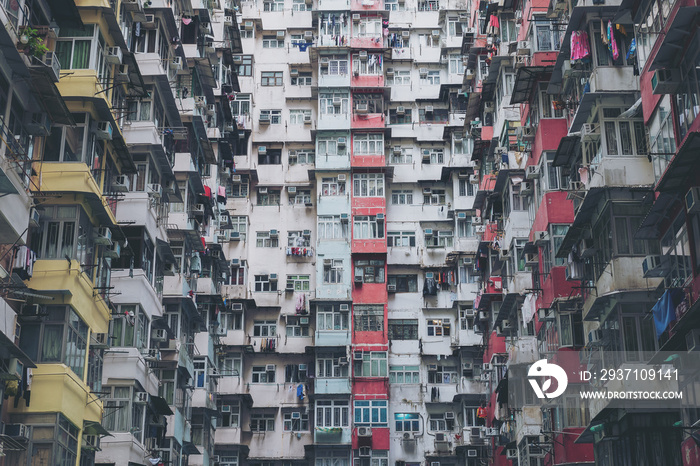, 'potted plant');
18,27,50,58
